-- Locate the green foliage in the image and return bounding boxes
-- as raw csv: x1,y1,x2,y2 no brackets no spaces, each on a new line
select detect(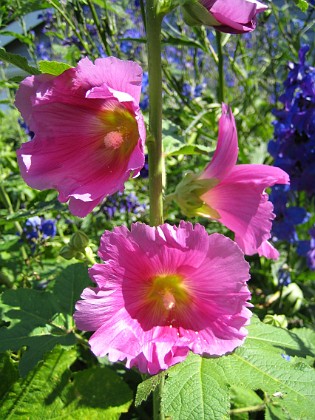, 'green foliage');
162,318,315,419
0,346,133,419
38,60,72,76
135,372,165,406
0,48,40,75
162,119,213,157
0,264,92,376
295,0,309,12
